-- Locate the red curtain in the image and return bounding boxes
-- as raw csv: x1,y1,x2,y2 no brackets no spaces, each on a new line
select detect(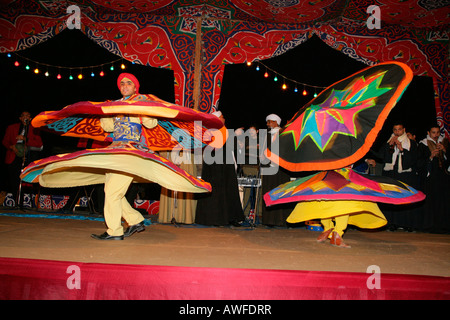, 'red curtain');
1,257,449,300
